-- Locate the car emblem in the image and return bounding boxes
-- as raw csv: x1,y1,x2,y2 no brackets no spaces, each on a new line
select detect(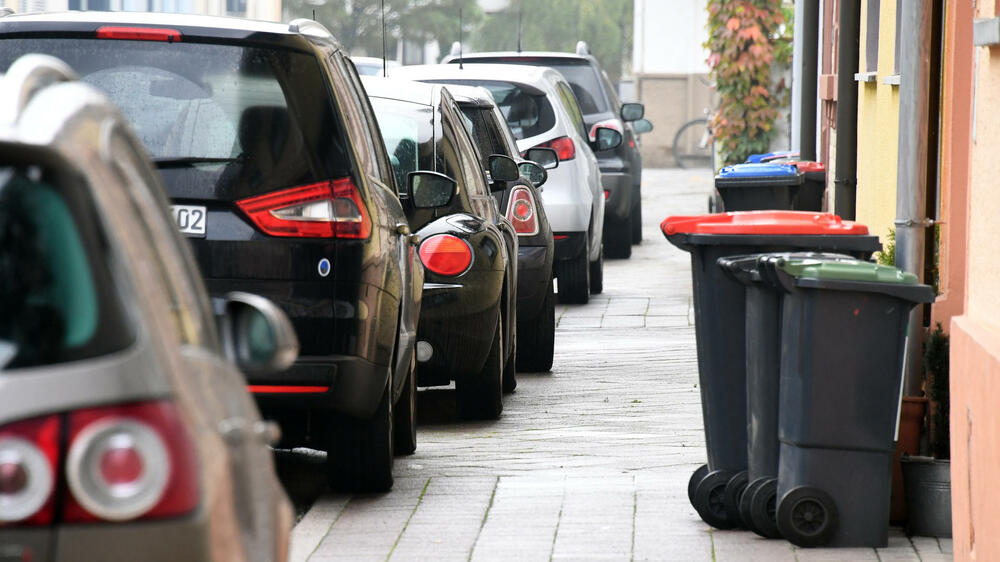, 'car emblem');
318,258,332,277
